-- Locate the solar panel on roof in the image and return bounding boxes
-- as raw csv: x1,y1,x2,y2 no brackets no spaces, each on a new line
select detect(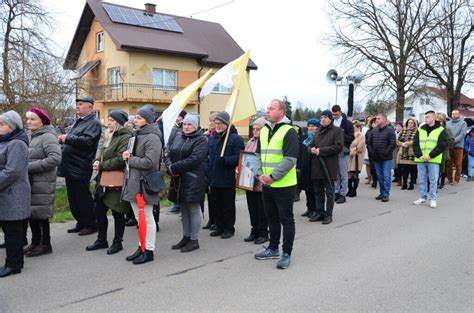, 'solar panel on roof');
103,4,183,33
